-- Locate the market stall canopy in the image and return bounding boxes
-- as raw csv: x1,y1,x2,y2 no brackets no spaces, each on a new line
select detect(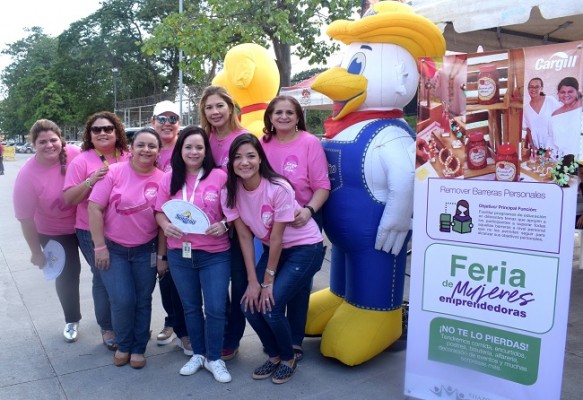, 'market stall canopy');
279,74,333,110
411,1,583,52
